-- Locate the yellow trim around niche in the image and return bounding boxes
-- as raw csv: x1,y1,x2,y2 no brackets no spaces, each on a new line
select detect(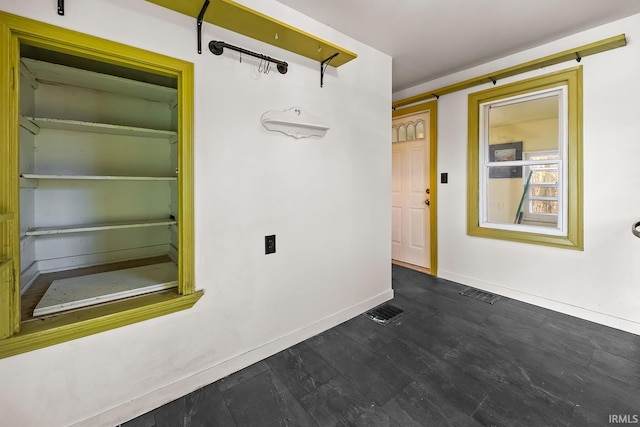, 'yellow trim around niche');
393,101,439,275
0,11,199,358
467,67,583,250
146,0,357,67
